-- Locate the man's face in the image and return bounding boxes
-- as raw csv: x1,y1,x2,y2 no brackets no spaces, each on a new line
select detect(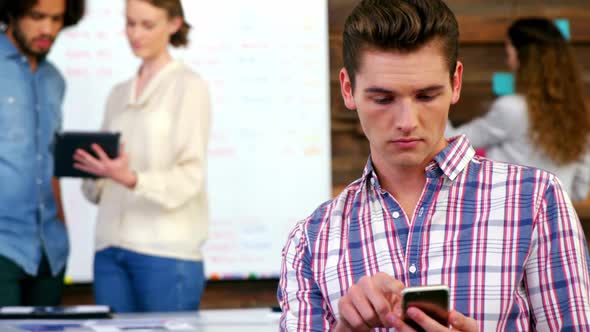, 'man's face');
339,39,463,173
11,0,66,60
